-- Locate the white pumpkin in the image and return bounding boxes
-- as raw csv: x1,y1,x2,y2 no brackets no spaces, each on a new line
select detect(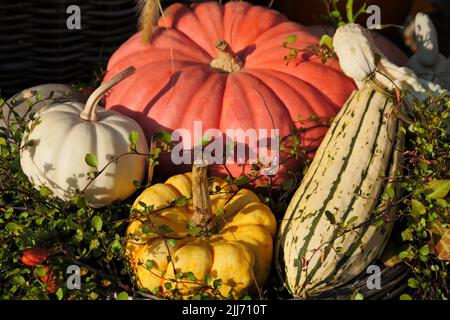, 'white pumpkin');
20,67,149,208
2,84,85,128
